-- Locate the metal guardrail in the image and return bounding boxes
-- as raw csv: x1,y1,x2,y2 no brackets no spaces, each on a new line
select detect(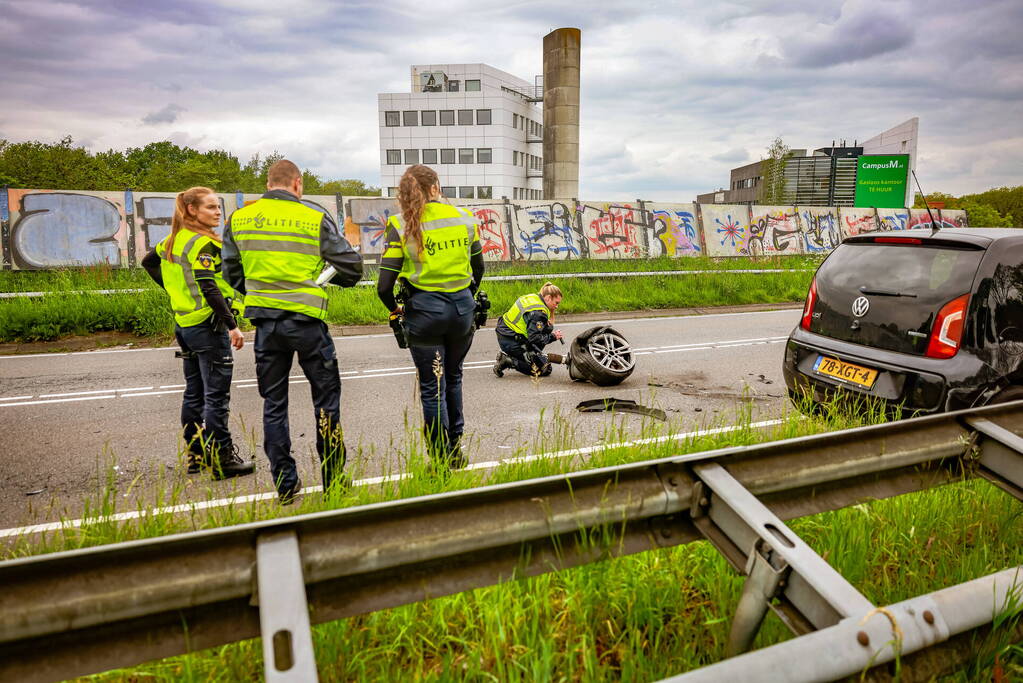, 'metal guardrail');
1,402,1021,682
